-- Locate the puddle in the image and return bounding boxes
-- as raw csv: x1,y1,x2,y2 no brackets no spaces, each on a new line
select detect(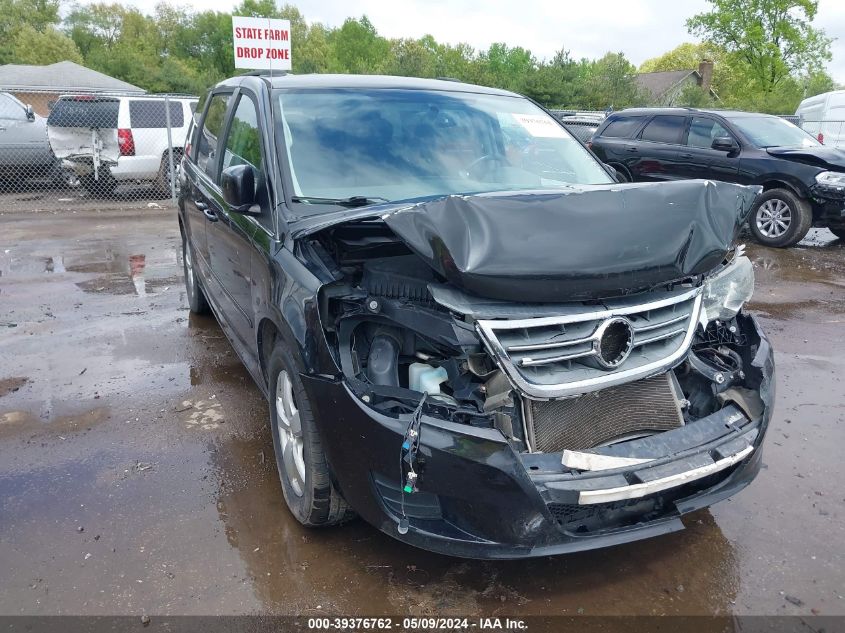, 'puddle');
0,377,29,398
